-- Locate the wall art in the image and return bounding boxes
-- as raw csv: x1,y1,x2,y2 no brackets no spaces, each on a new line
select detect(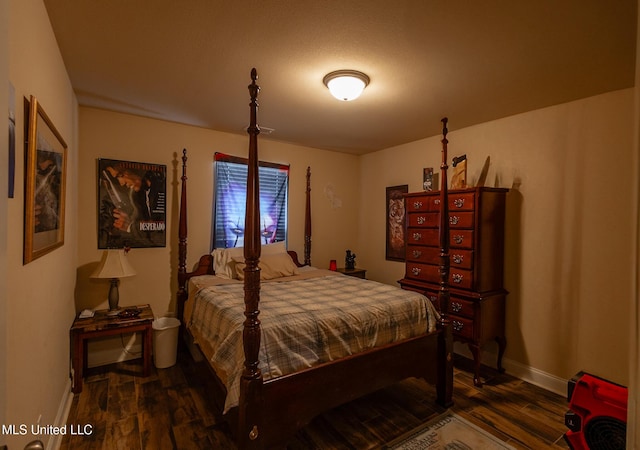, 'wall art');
24,96,67,264
97,158,167,249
